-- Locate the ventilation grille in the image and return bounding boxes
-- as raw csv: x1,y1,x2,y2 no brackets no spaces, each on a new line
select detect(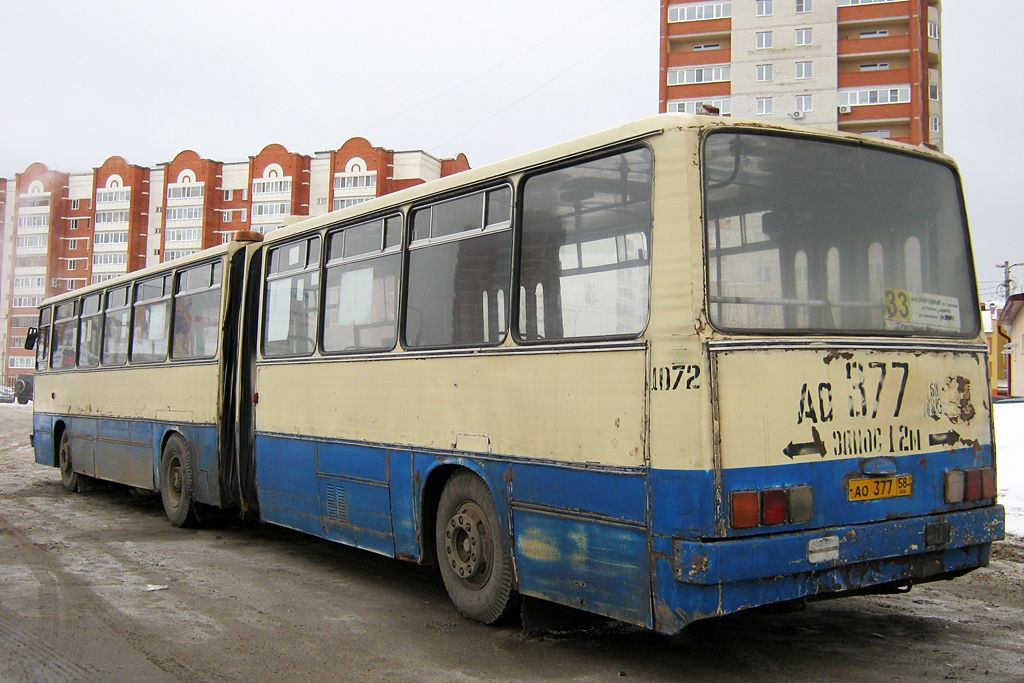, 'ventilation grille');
324,483,348,524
